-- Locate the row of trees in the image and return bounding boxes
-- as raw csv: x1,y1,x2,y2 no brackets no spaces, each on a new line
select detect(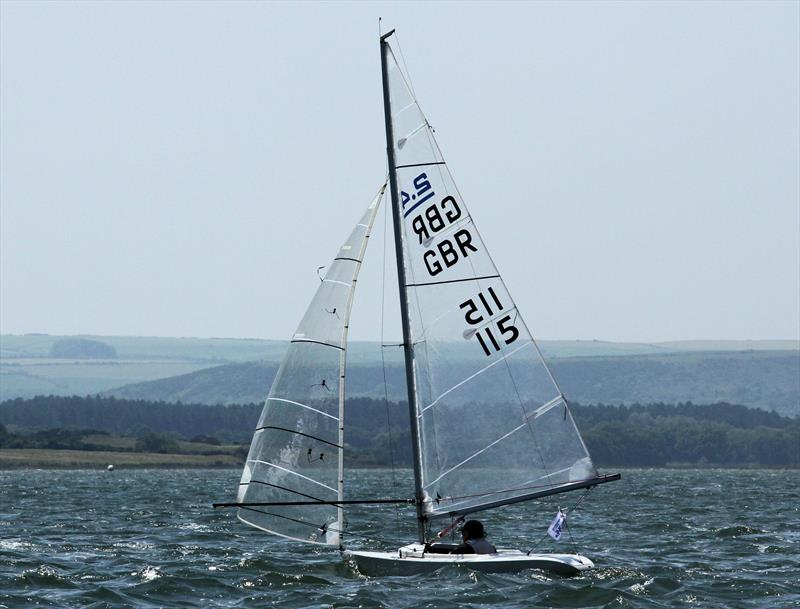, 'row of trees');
0,396,797,466
0,425,167,453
